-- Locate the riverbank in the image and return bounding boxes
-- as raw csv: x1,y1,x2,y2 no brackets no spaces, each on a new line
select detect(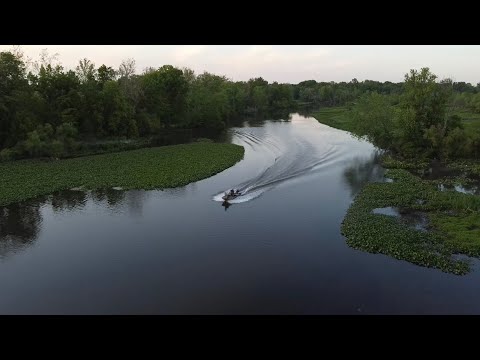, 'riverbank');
311,106,480,135
341,155,480,275
310,107,354,132
0,127,224,163
311,107,480,274
0,142,244,207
